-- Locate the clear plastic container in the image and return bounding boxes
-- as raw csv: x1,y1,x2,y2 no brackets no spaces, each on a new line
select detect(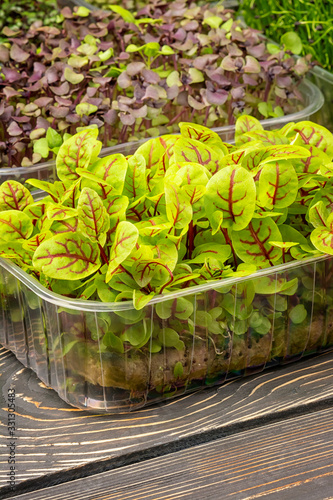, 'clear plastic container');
0,79,324,188
1,253,333,413
309,66,333,132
